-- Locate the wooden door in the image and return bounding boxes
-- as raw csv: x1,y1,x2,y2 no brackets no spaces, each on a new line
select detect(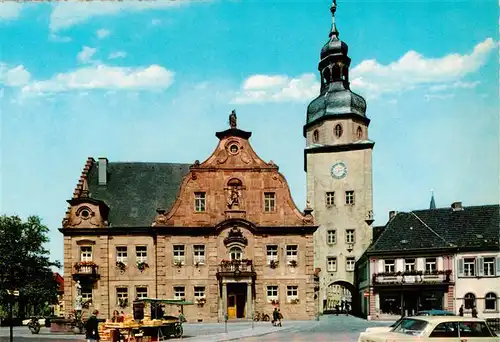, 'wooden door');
227,294,237,319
